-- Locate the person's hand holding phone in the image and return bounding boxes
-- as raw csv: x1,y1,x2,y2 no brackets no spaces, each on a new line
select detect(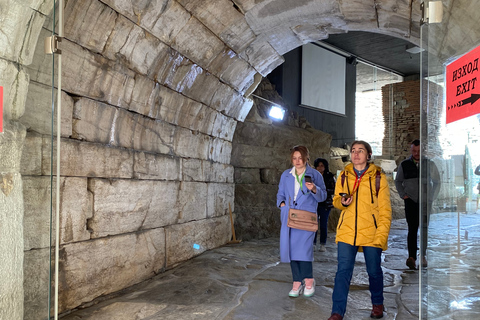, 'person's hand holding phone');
339,193,353,206
304,175,316,194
